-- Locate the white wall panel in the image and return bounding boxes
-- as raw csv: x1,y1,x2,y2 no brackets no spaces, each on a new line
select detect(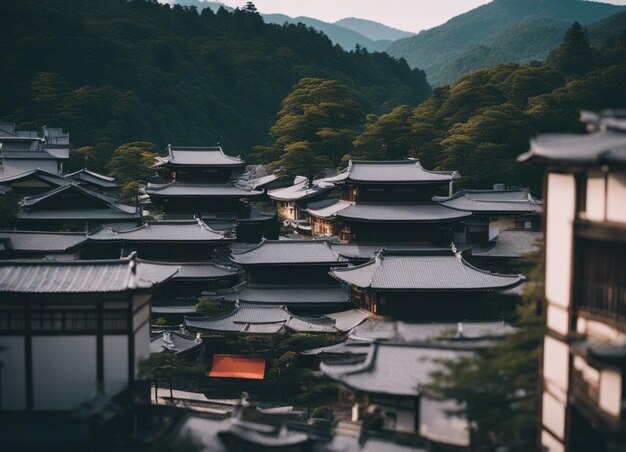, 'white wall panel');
134,322,150,377
586,170,606,221
0,336,26,410
606,172,626,224
104,335,128,397
543,336,570,399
